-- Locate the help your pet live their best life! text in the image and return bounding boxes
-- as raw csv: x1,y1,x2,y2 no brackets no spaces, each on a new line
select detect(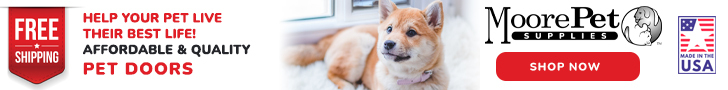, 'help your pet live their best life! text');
78,12,250,76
